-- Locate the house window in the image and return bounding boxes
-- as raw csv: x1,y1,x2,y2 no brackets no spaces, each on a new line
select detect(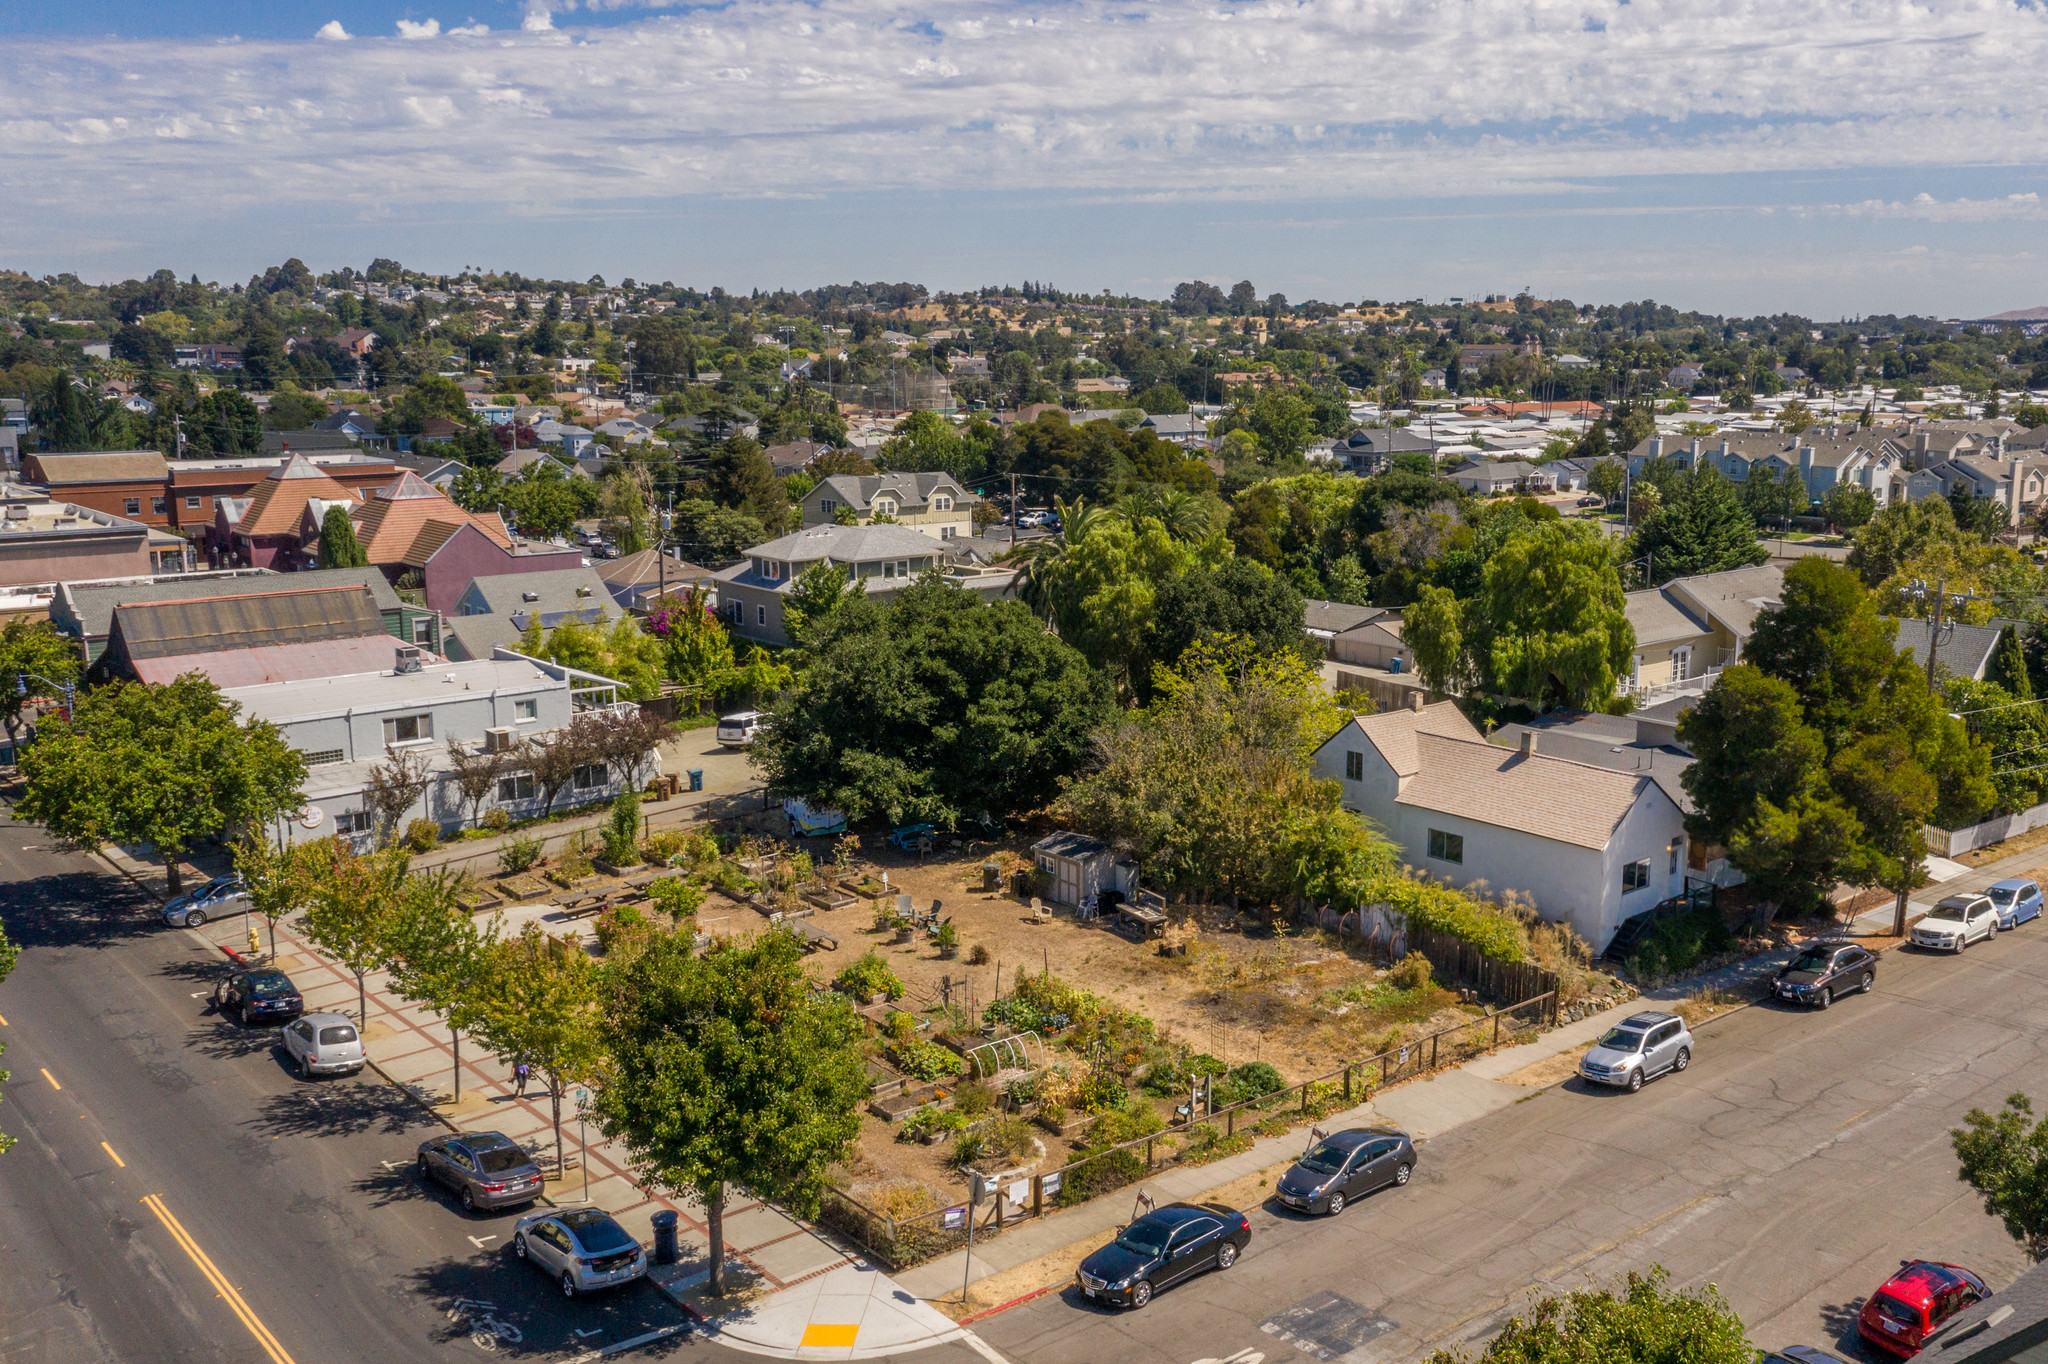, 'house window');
514,698,538,721
1623,859,1651,893
933,494,953,512
124,498,141,515
335,808,374,835
1427,829,1464,864
874,498,897,516
820,498,837,515
382,713,433,744
497,772,536,802
1671,646,1691,681
1669,841,1681,875
940,525,954,540
573,761,607,791
411,617,434,646
883,562,895,579
152,497,167,515
299,748,344,767
186,495,202,510
757,604,767,626
1345,750,1363,781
